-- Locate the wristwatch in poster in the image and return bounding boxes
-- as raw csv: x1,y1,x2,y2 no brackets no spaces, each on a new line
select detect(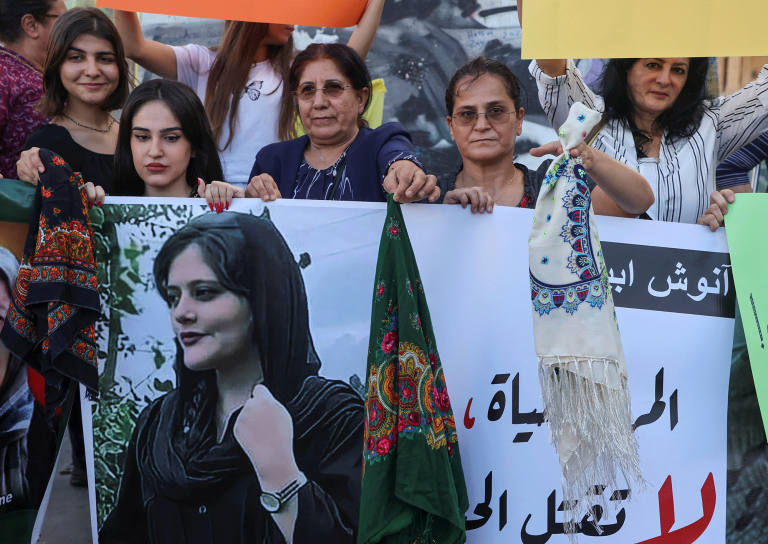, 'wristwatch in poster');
260,471,308,513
